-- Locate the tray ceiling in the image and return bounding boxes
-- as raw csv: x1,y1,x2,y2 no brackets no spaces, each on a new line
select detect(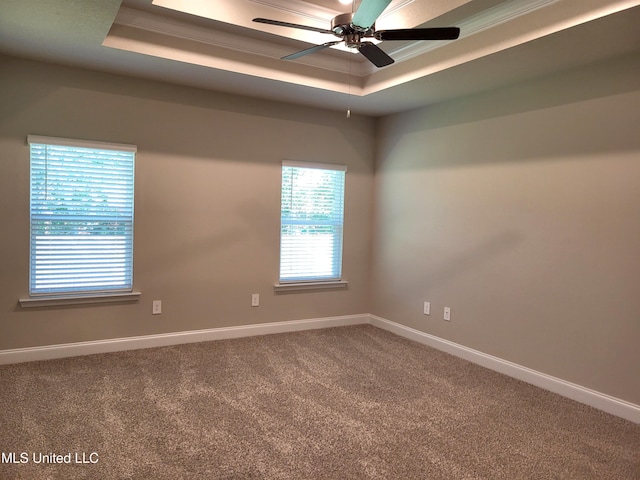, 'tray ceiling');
1,0,639,115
